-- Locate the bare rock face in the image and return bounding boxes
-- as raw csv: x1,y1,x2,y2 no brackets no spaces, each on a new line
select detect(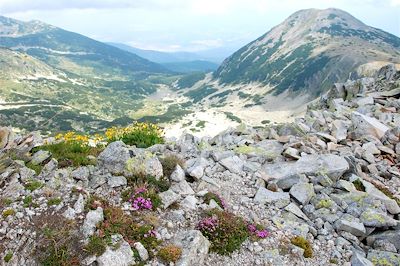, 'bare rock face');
173,230,210,266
